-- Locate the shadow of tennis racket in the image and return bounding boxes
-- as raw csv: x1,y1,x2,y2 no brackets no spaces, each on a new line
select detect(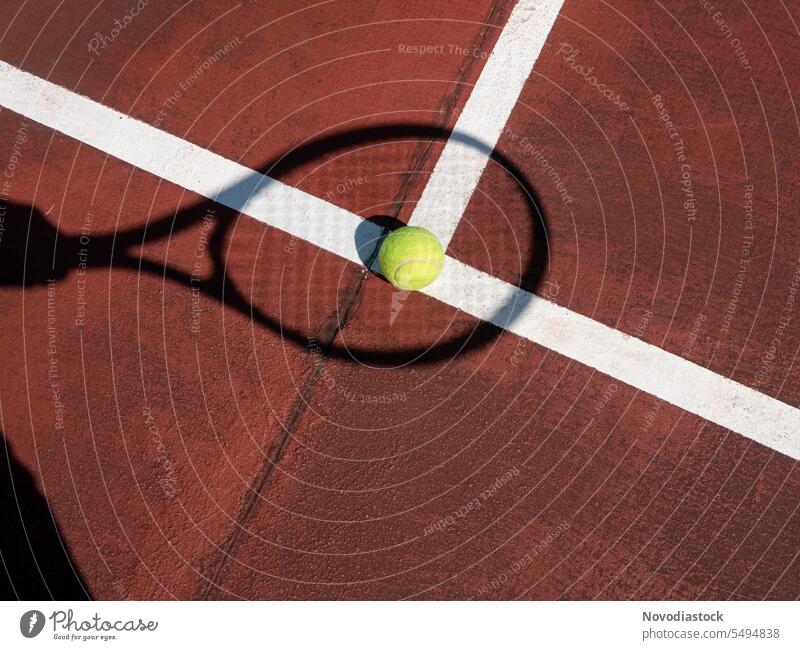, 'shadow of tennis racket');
0,122,548,366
